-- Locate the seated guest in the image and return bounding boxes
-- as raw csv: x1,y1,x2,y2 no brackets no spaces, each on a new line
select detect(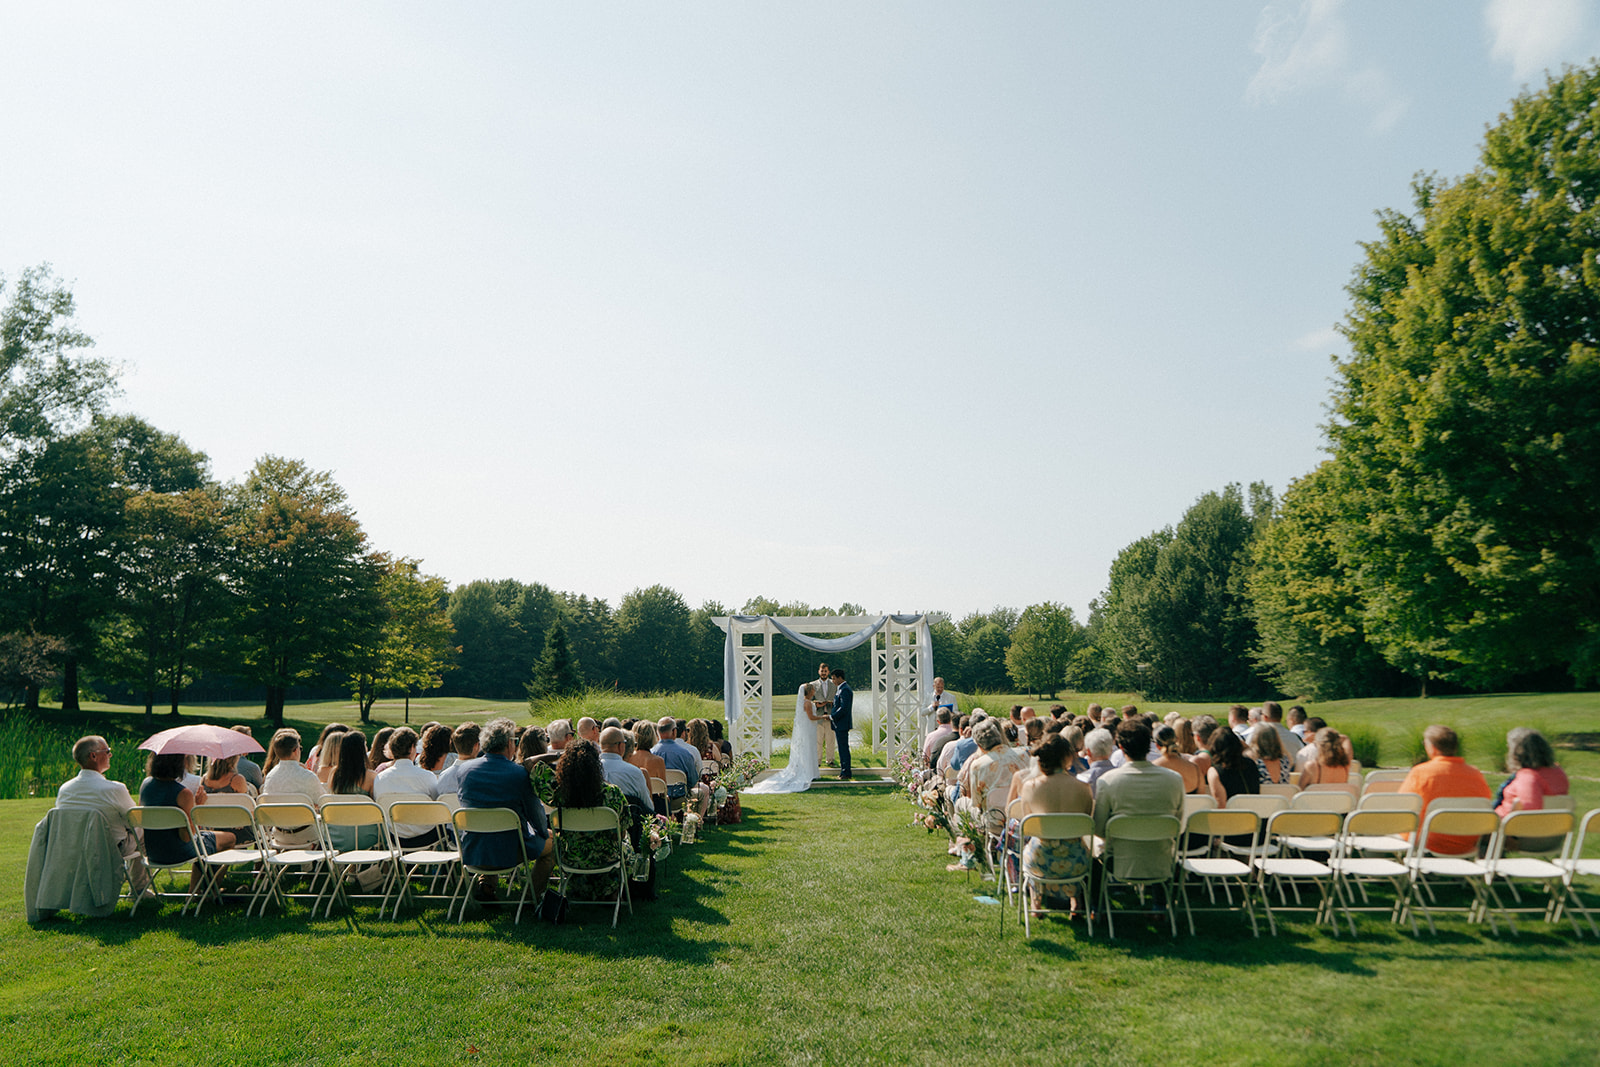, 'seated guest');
325,731,382,855
1298,728,1351,787
1401,725,1492,854
140,752,236,889
1249,725,1293,785
435,723,484,794
1152,725,1204,794
1496,727,1570,852
1261,701,1304,760
1093,720,1184,886
1206,728,1259,807
1191,716,1219,779
259,728,327,847
599,728,652,812
955,718,1028,837
458,718,555,904
305,722,349,774
374,727,441,847
1292,717,1328,774
922,709,957,769
314,726,350,787
517,726,549,771
1016,734,1093,916
653,717,710,819
418,724,453,777
687,719,719,776
601,717,623,731
628,721,669,811
56,735,150,897
937,716,978,778
707,719,734,764
200,754,256,842
546,720,573,756
369,727,396,772
577,717,601,745
555,739,636,897
1228,705,1252,739
1077,728,1116,794
1288,705,1309,740
231,726,265,792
